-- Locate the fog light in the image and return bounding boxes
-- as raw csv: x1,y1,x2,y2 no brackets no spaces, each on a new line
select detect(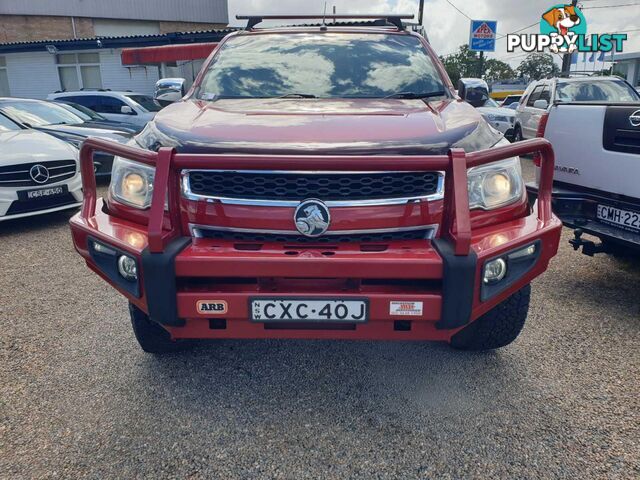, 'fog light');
117,255,138,281
483,258,507,284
